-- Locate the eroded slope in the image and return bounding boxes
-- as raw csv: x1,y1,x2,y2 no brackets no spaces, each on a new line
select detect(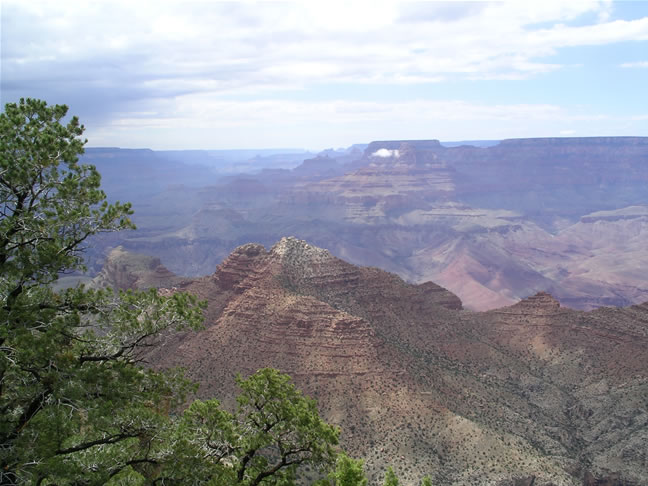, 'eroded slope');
117,238,648,485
